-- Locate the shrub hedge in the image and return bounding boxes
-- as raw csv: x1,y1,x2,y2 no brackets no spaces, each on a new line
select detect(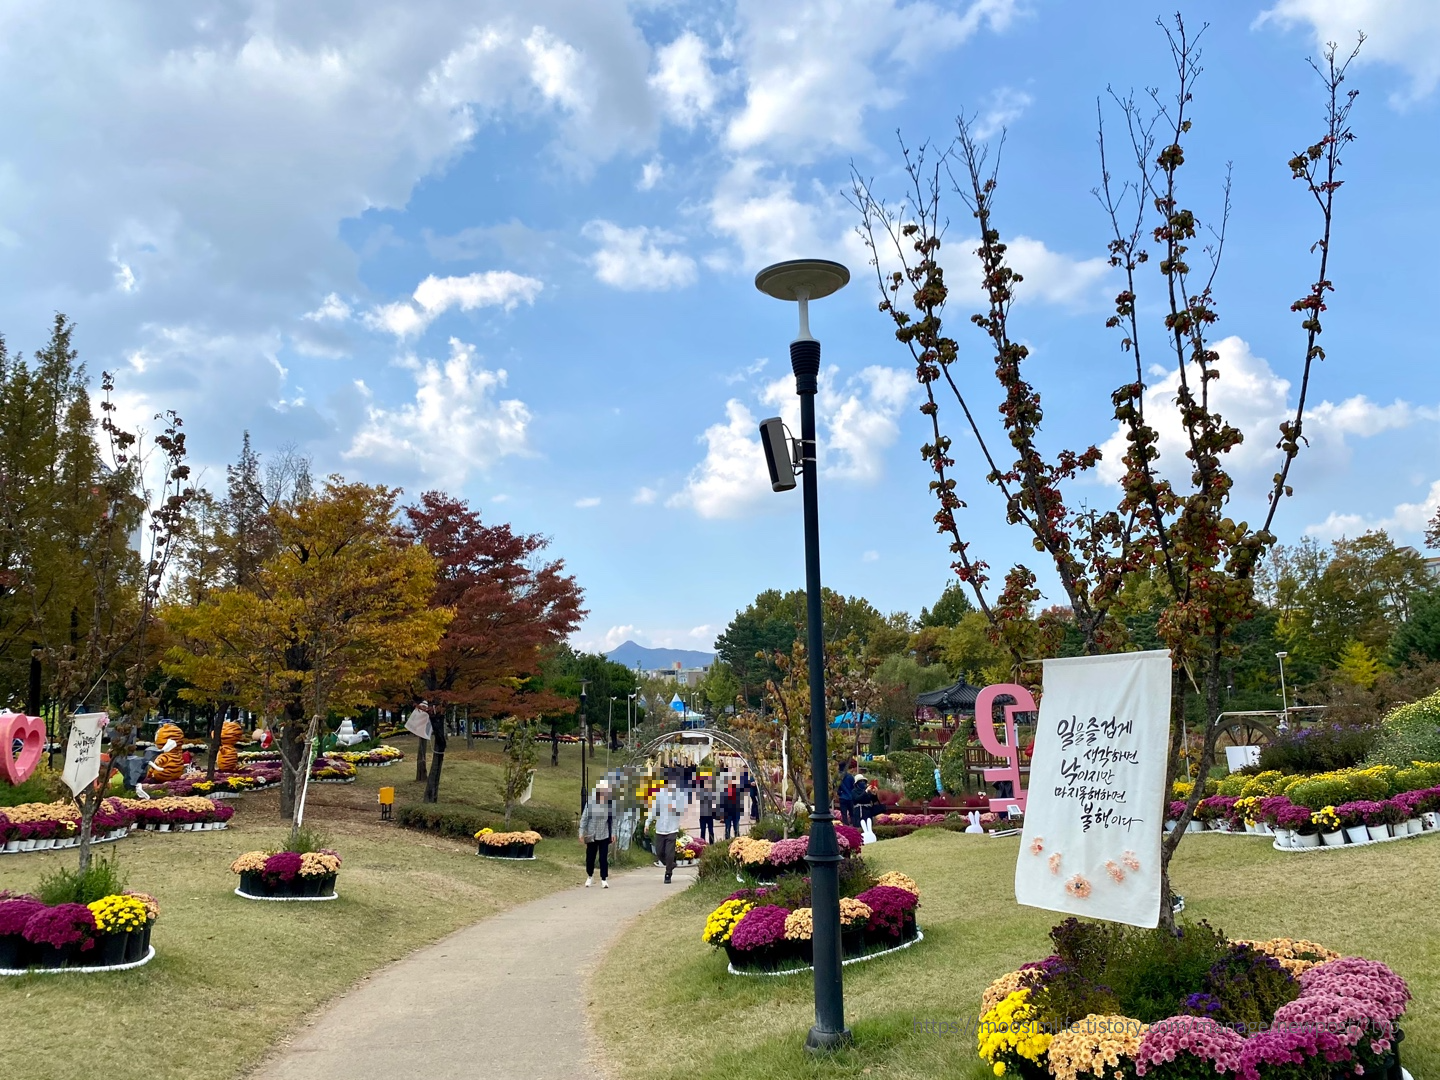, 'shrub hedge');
394,800,575,840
